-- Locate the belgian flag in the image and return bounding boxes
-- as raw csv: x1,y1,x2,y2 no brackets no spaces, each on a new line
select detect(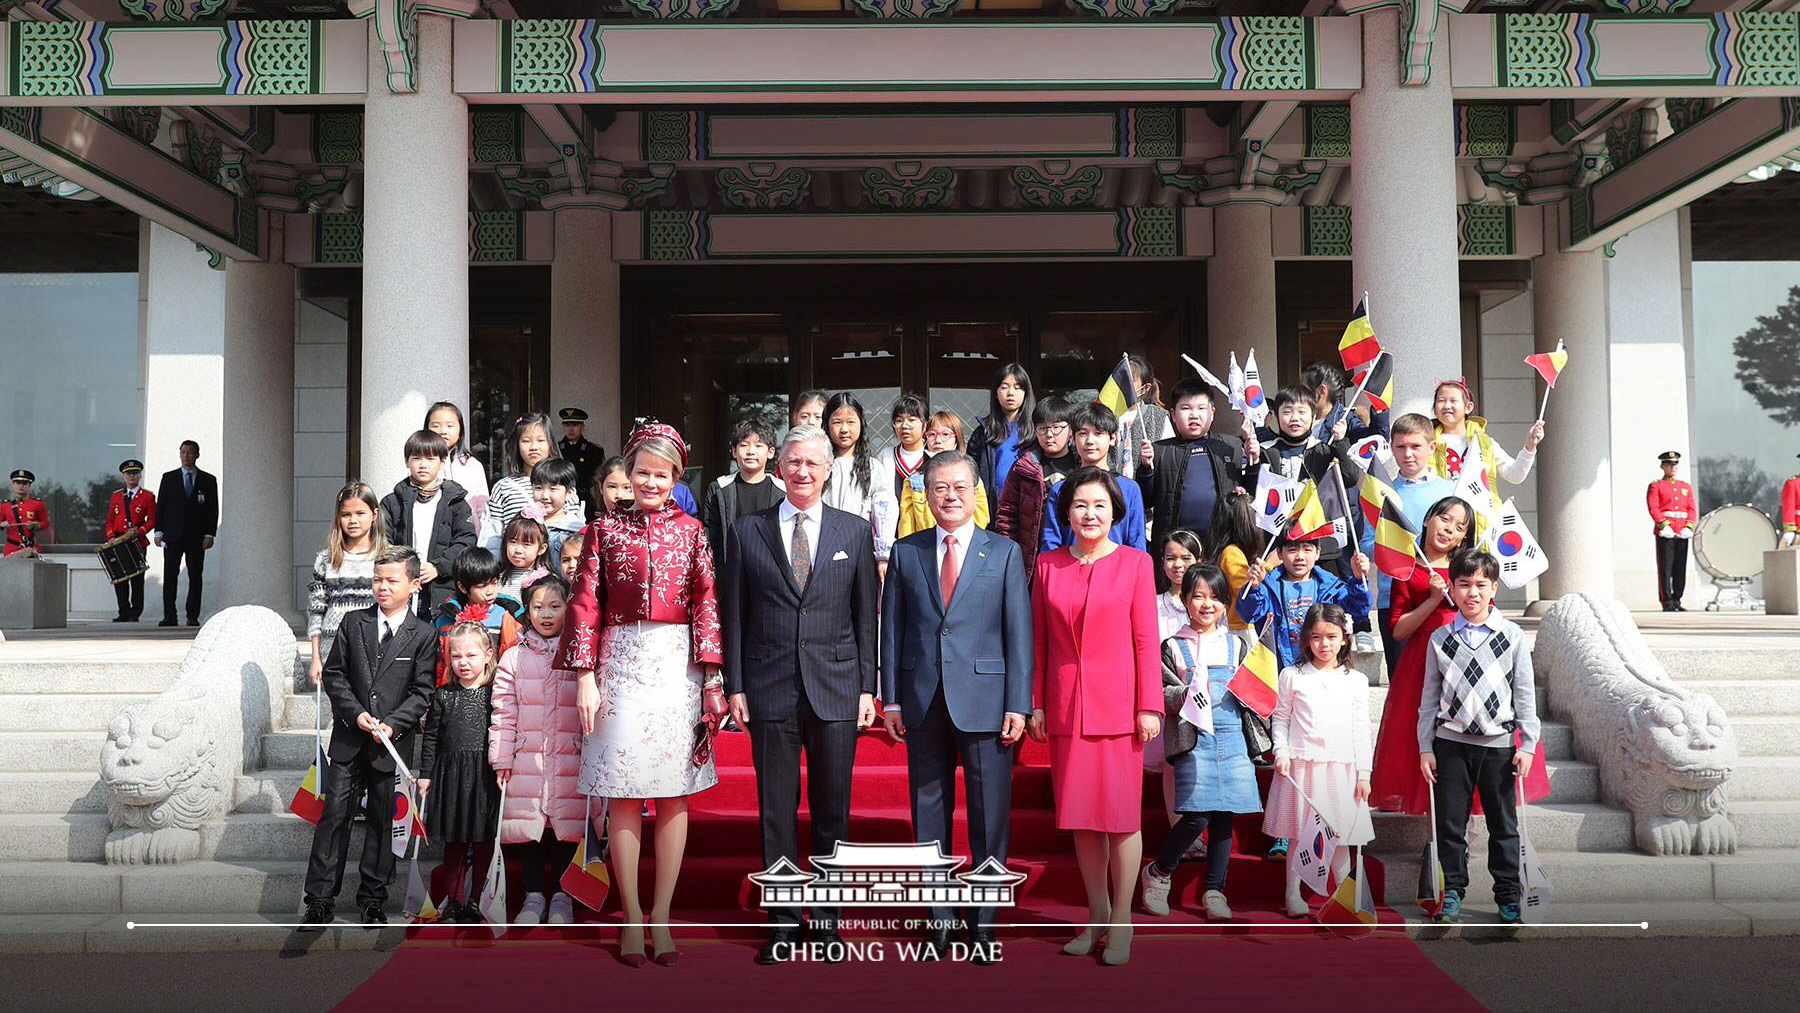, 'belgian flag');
561,801,612,911
1319,848,1379,938
1286,480,1335,542
1227,619,1281,719
1359,451,1400,526
1096,353,1139,418
1373,498,1421,581
1355,351,1395,411
1337,298,1381,375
